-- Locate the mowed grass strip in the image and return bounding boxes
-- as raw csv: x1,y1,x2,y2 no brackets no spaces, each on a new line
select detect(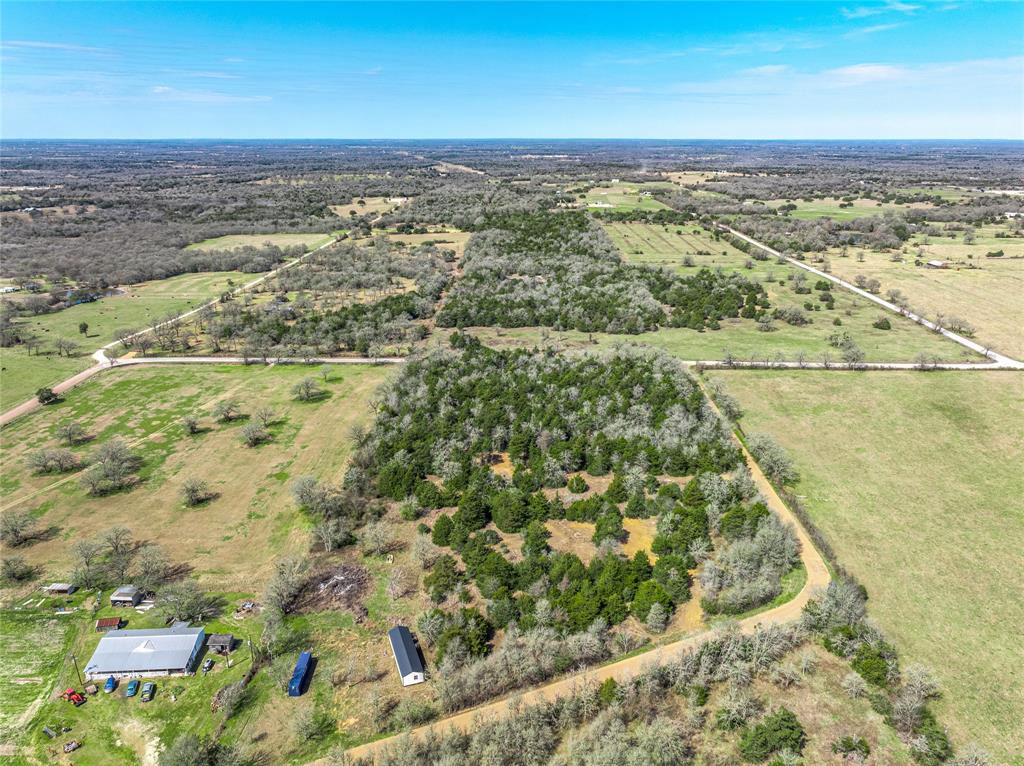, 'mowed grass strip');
705,370,1024,764
0,362,394,589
